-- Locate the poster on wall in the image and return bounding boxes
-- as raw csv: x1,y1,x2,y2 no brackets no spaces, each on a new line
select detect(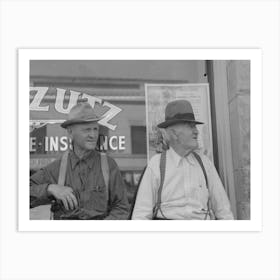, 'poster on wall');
145,83,213,162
